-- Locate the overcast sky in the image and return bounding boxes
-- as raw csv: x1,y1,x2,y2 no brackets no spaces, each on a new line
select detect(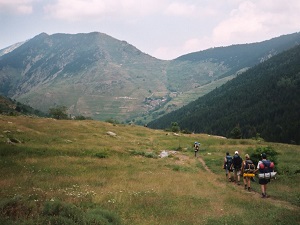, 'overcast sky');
1,0,300,60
